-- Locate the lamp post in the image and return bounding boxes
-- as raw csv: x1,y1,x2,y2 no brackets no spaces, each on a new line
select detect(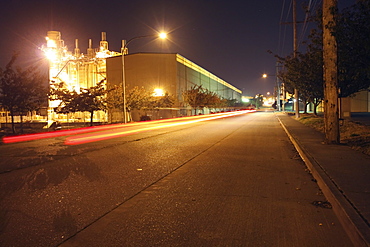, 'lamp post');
121,33,167,123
